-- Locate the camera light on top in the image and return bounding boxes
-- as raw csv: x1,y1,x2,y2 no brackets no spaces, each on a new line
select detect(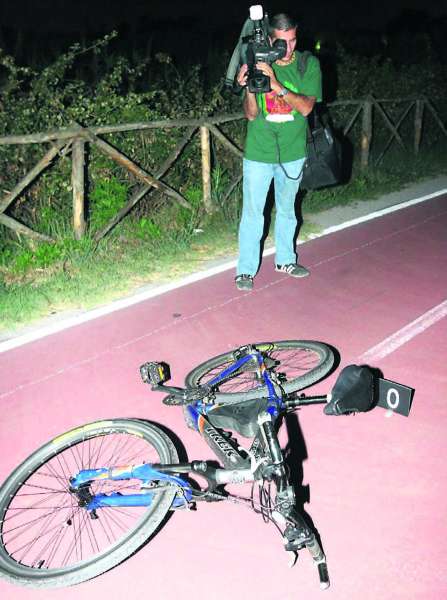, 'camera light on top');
249,5,264,21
